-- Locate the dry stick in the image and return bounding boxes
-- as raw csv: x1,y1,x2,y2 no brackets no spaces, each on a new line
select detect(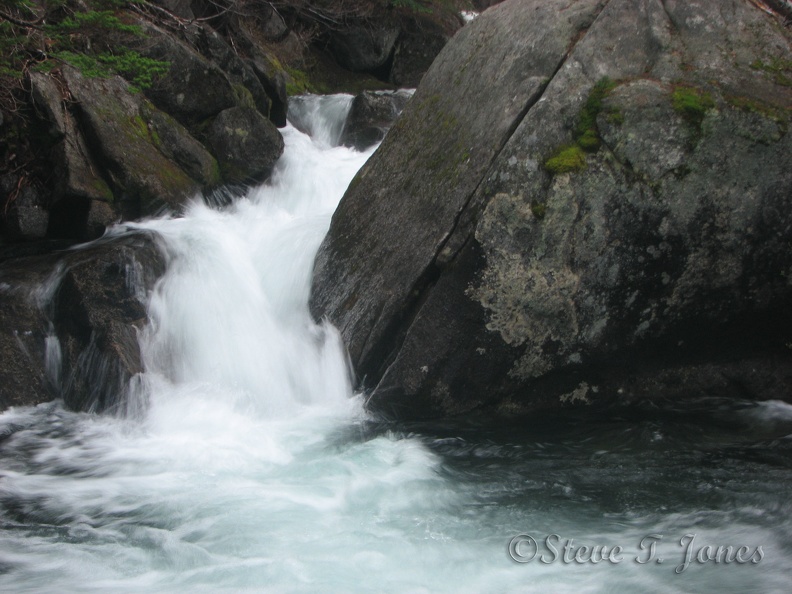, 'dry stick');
0,10,45,30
